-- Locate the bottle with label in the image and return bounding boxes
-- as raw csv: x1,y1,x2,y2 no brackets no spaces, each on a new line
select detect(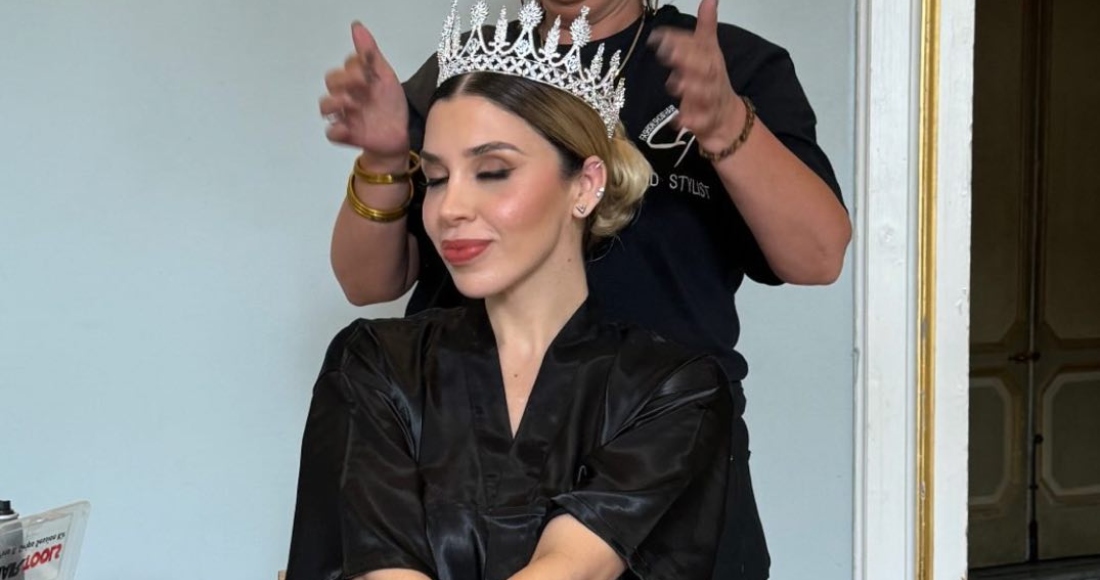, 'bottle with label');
0,500,24,580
